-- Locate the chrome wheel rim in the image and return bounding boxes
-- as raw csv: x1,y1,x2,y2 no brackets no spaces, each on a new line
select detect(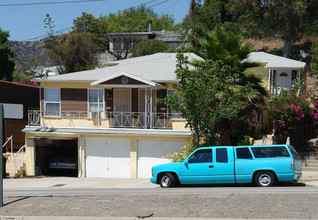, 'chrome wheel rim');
161,176,170,187
258,174,271,186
